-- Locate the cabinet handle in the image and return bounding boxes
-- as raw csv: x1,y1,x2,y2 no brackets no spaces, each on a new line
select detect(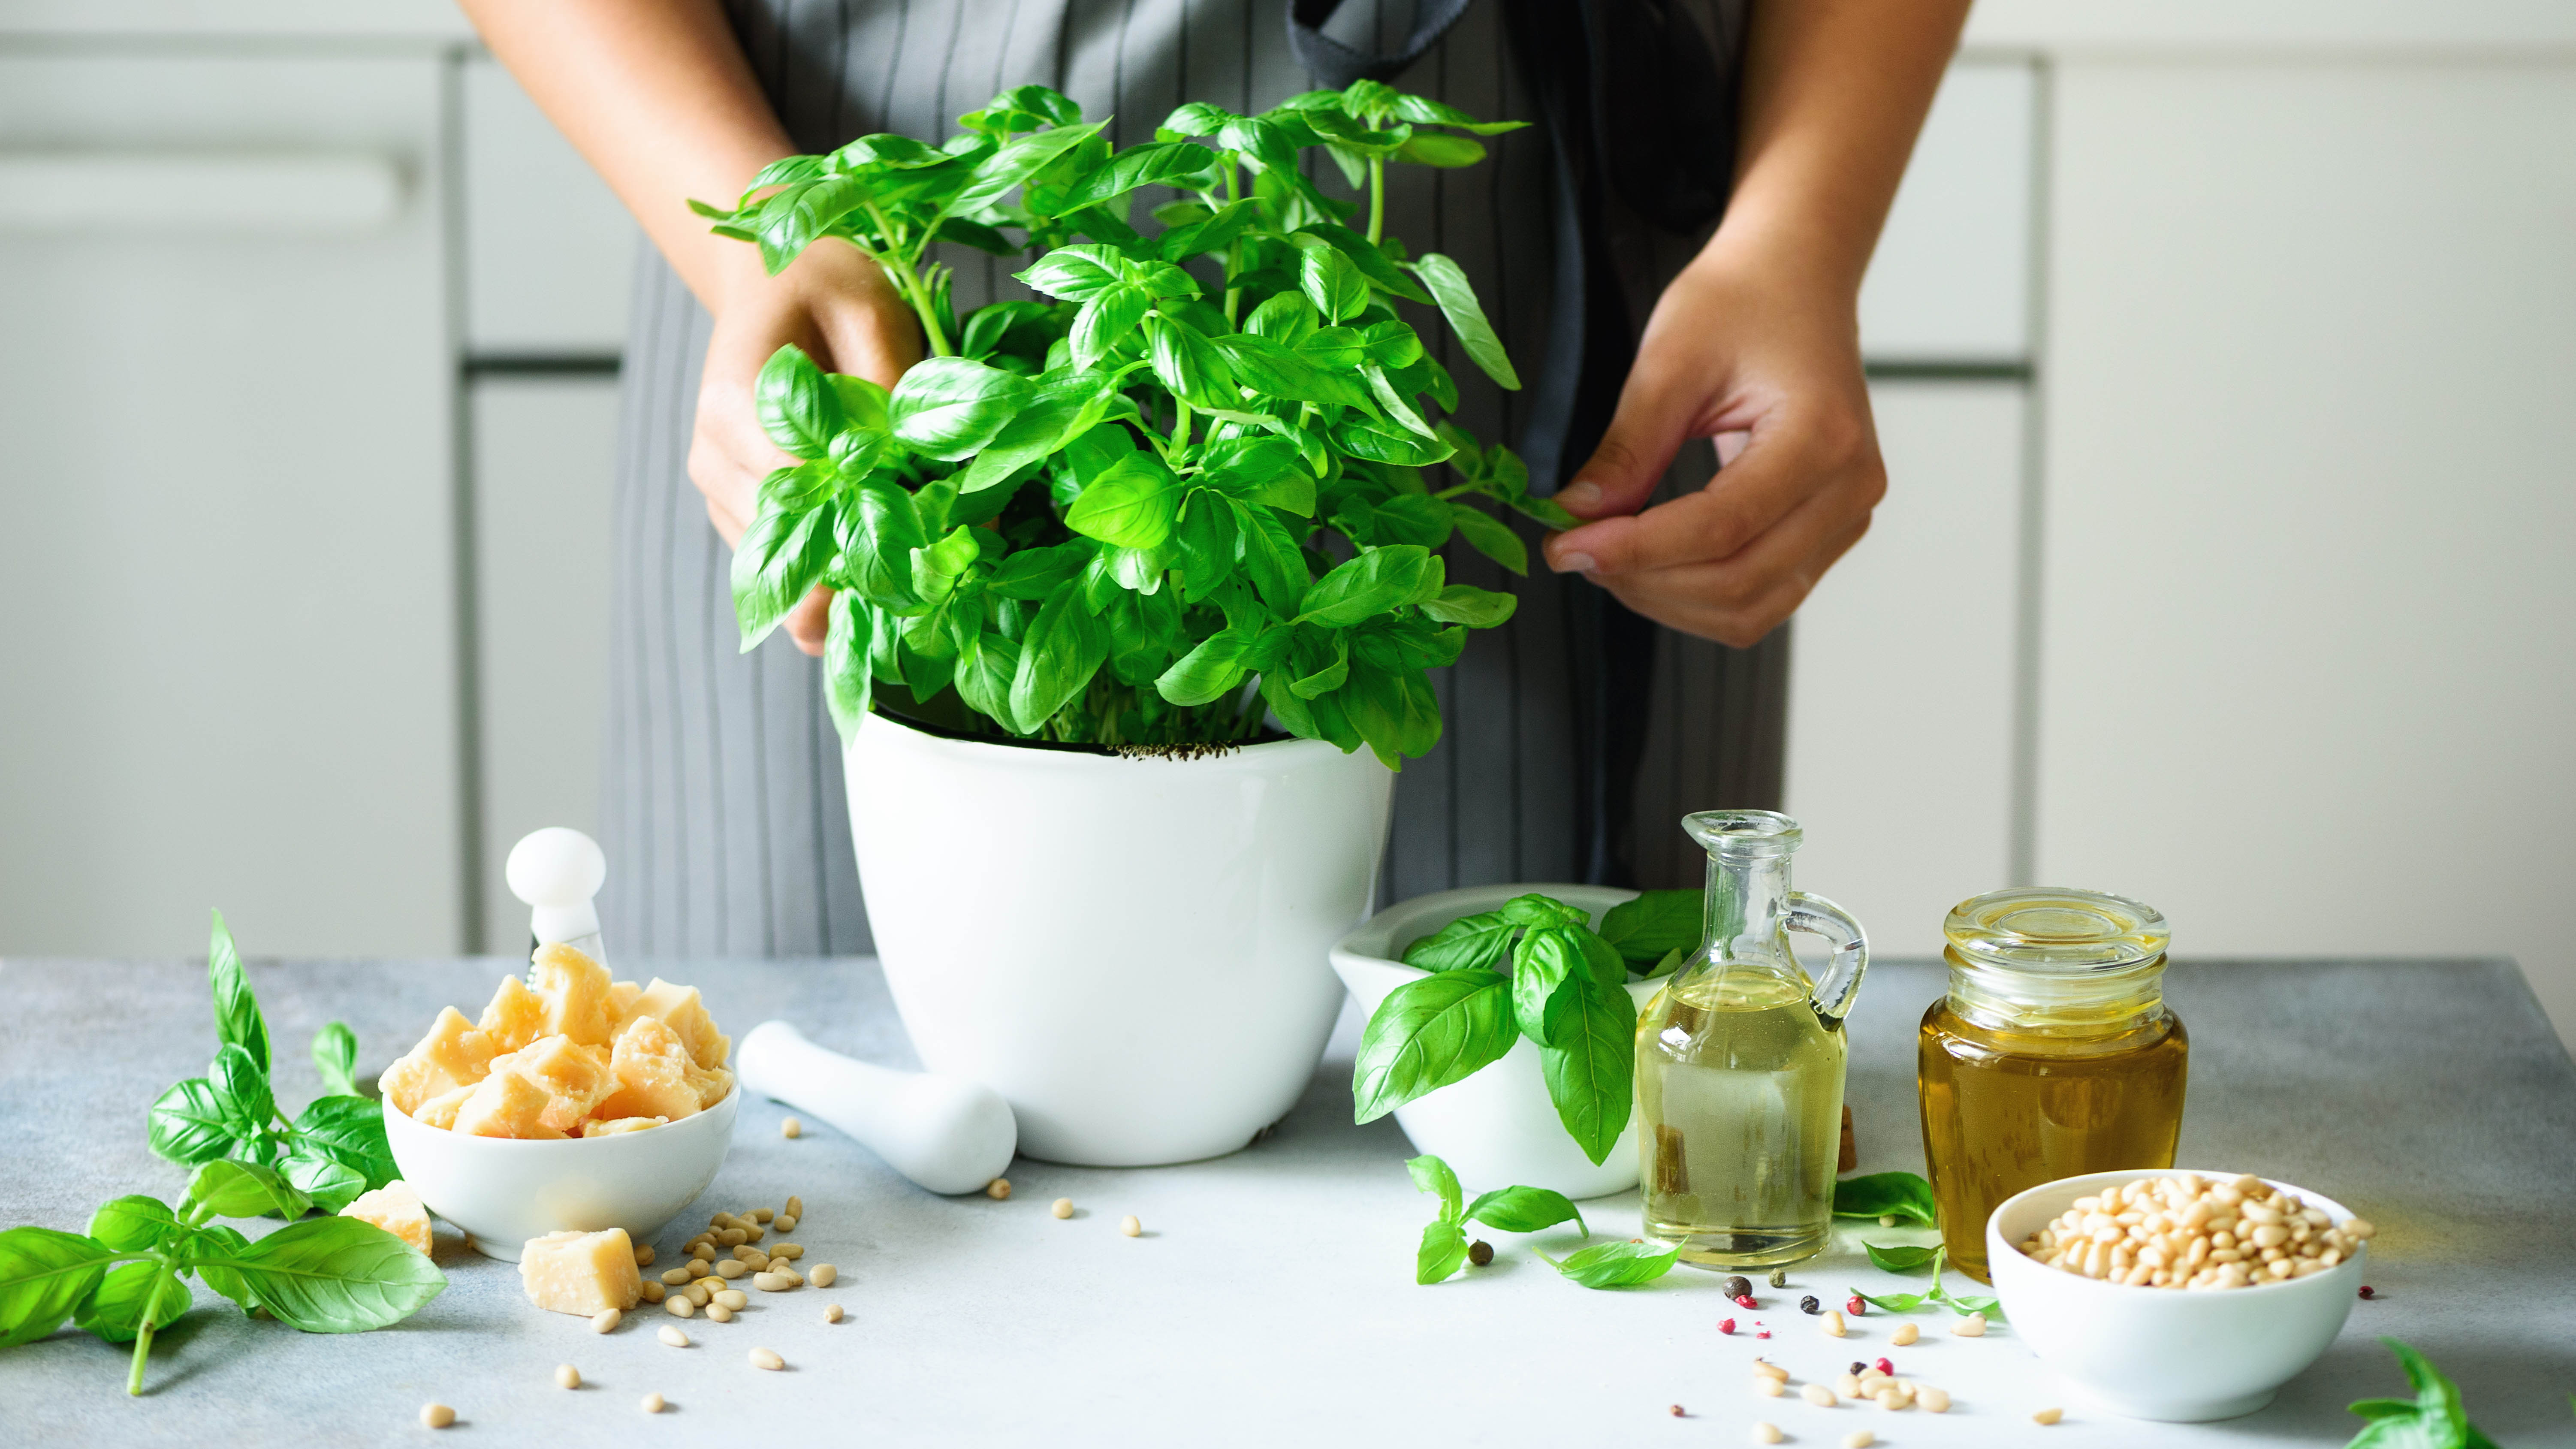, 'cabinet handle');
0,151,405,235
